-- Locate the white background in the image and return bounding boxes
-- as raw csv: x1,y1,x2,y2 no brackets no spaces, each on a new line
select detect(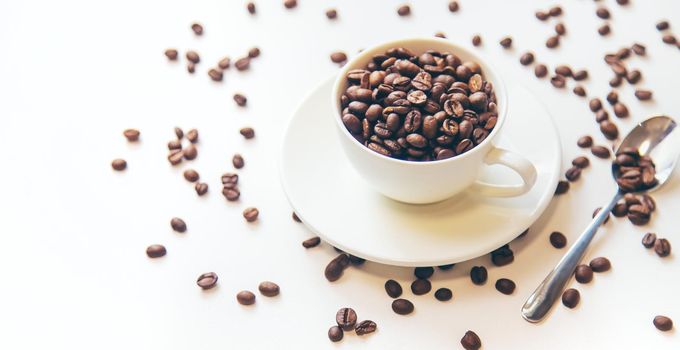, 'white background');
1,0,679,349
